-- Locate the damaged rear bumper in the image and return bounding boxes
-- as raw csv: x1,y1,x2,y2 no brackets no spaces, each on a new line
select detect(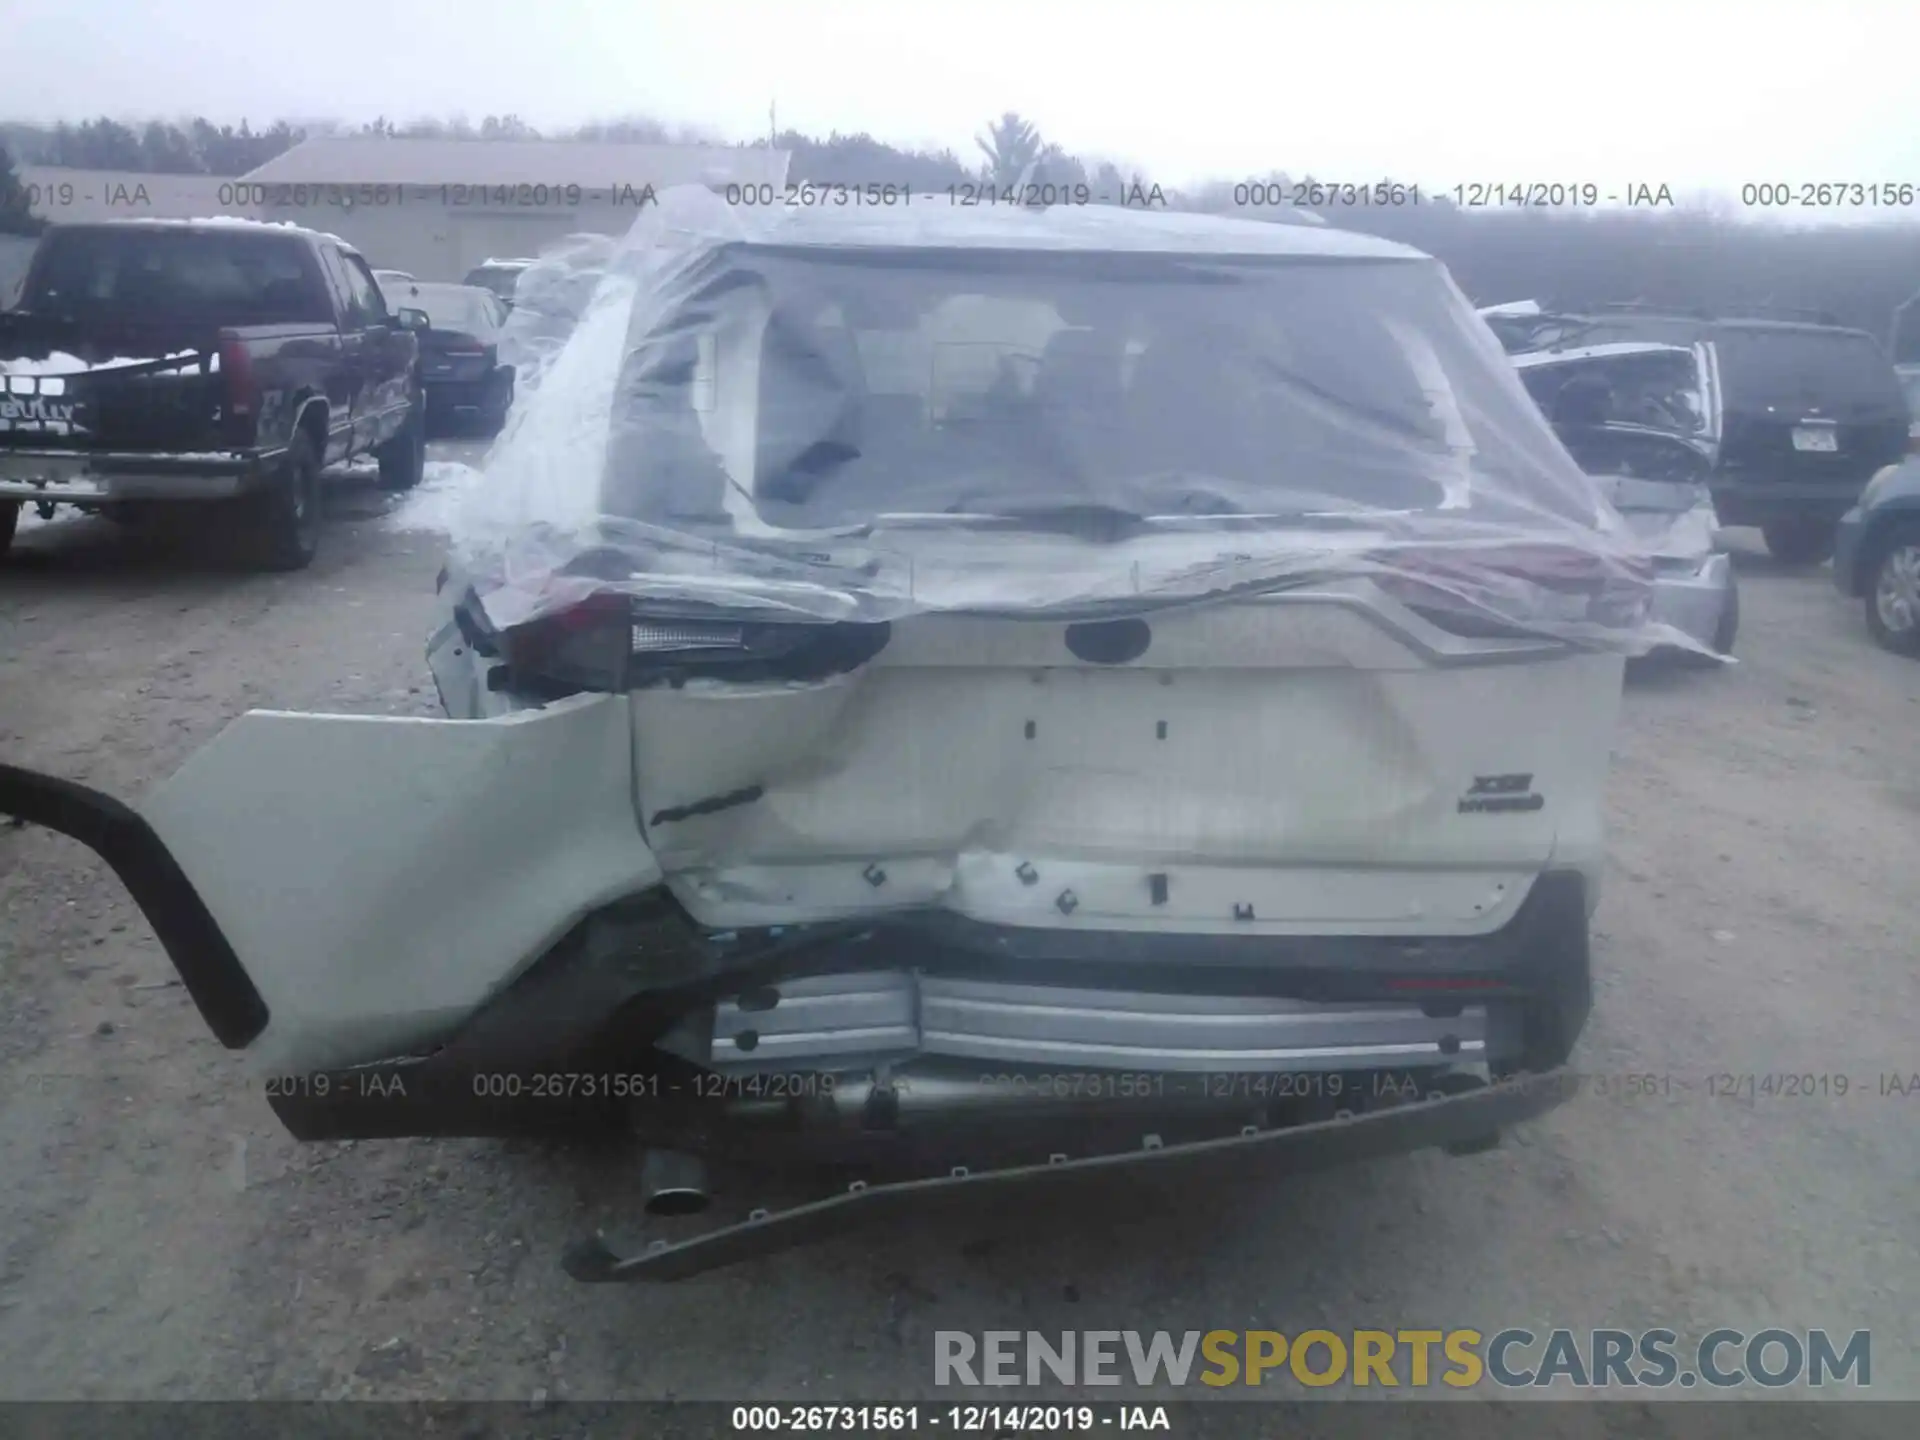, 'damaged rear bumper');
0,750,1591,1281
563,1071,1575,1282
